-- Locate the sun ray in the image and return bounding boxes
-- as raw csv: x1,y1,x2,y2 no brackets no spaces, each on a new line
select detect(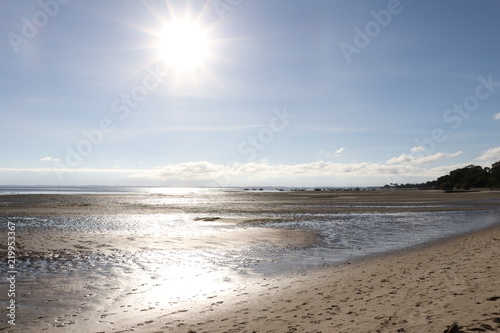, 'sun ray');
95,0,228,97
